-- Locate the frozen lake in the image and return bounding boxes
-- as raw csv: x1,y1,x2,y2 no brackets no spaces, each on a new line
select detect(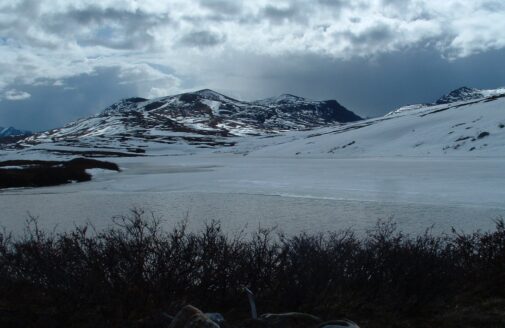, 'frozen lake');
1,155,505,235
